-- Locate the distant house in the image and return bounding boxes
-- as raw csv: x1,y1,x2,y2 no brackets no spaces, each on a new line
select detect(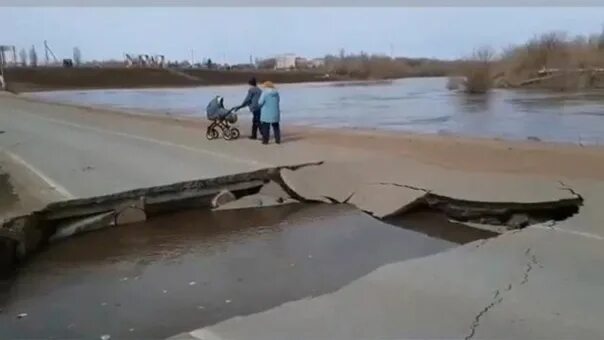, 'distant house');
310,58,325,68
275,54,297,70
